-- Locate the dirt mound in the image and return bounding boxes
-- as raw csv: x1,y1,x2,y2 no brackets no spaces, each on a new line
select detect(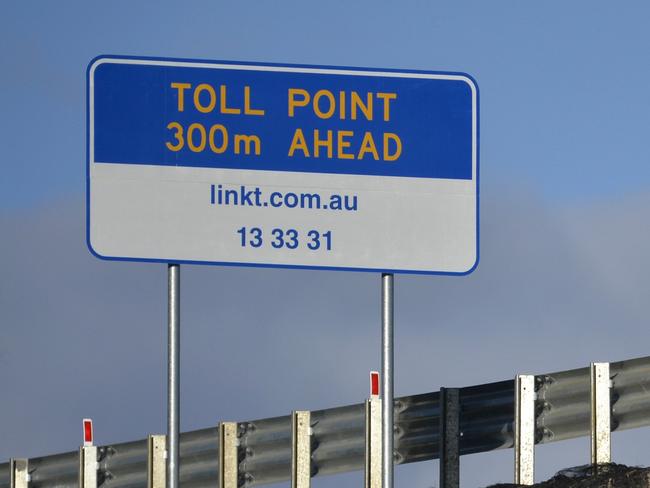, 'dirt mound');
487,464,650,488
